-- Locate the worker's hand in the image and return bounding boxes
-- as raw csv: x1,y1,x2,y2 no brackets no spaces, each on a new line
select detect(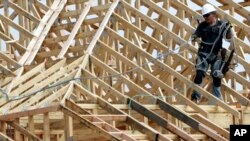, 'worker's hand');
191,34,201,43
191,34,197,41
195,38,202,44
226,21,232,28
